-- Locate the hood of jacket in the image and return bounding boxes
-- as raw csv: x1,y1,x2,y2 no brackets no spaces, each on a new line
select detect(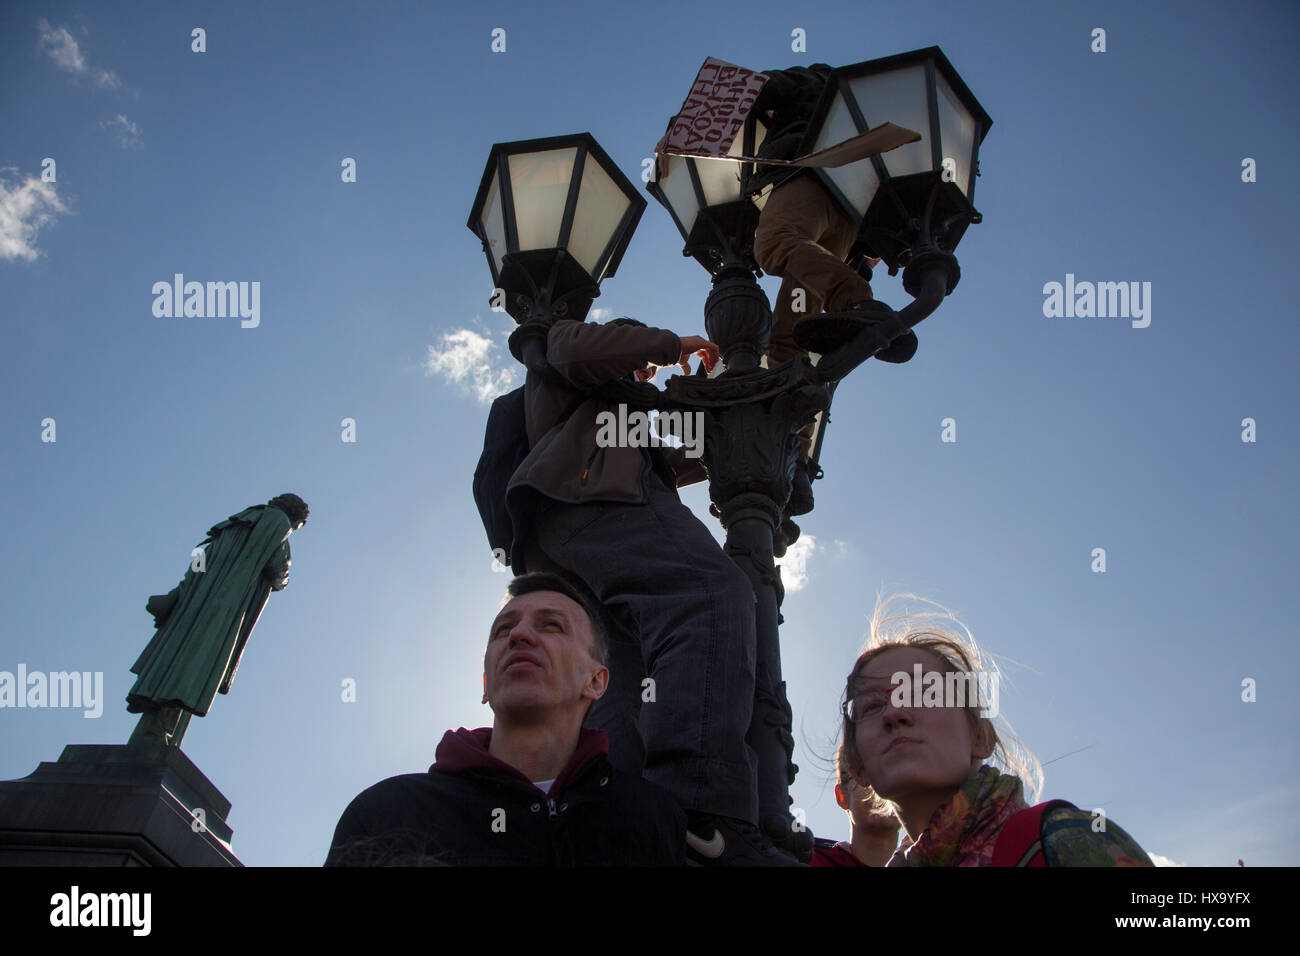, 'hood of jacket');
430,726,610,796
